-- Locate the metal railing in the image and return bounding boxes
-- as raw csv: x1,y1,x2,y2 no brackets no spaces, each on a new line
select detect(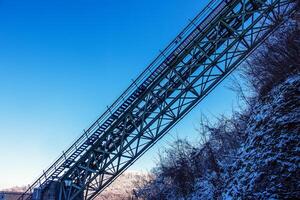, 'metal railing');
18,0,227,198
